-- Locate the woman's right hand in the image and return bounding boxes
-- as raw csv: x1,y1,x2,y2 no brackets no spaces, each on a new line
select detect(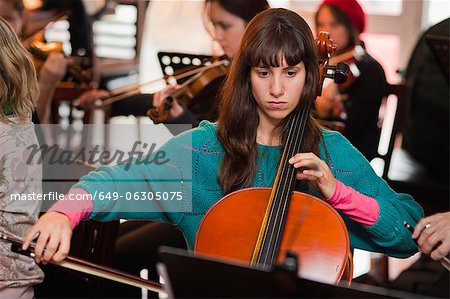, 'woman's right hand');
22,212,73,264
153,84,184,119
